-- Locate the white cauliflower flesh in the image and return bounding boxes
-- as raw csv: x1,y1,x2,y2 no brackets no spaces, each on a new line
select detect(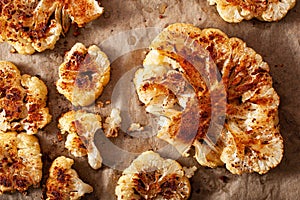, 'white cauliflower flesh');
46,156,93,200
208,0,296,23
115,151,191,200
0,61,51,134
56,43,110,106
0,0,104,54
134,23,283,175
58,110,102,170
103,108,122,138
0,131,42,194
